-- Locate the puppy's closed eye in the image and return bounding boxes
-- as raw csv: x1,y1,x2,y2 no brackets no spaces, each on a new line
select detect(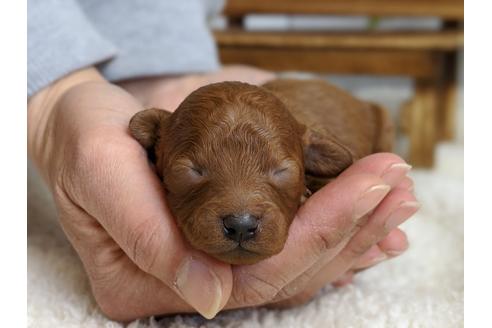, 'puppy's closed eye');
273,167,289,176
189,166,205,178
165,159,206,193
270,160,300,185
